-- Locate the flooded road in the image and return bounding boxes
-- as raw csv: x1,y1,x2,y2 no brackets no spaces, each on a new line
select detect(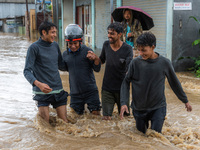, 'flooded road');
0,33,200,150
